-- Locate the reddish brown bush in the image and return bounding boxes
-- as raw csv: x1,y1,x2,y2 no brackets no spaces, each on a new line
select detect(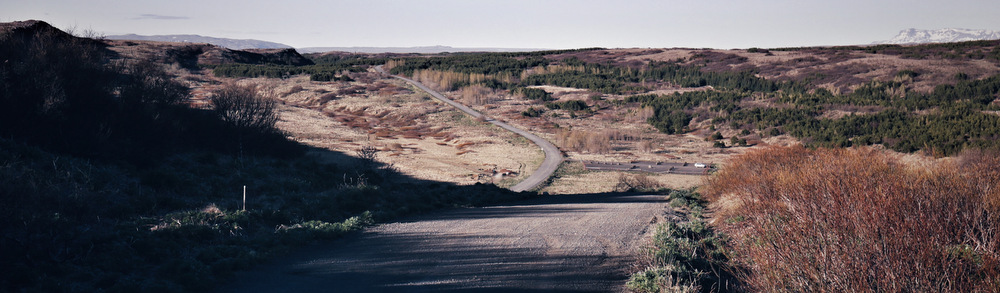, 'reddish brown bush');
704,146,1000,292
